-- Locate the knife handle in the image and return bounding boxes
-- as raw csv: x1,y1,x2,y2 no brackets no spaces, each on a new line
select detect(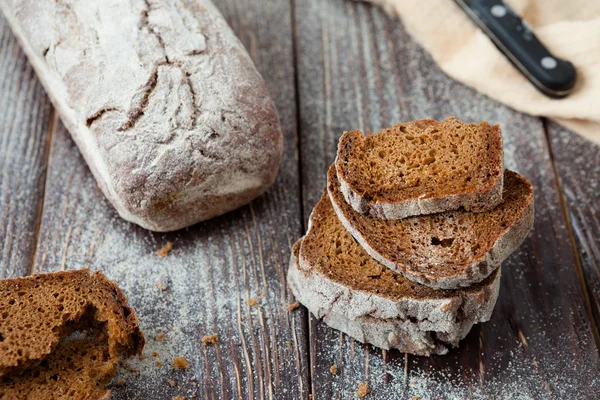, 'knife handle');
456,0,576,98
